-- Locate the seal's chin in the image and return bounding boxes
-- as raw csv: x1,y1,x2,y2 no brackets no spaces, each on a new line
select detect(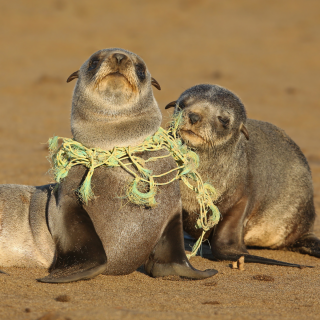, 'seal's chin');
179,129,206,148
